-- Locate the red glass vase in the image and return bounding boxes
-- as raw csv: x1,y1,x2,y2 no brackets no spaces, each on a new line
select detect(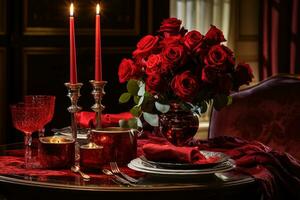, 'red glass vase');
158,102,199,146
